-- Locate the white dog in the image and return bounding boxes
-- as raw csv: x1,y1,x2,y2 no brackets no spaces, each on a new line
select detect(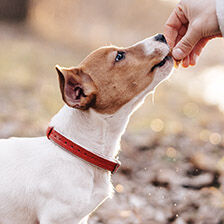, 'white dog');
0,34,173,224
